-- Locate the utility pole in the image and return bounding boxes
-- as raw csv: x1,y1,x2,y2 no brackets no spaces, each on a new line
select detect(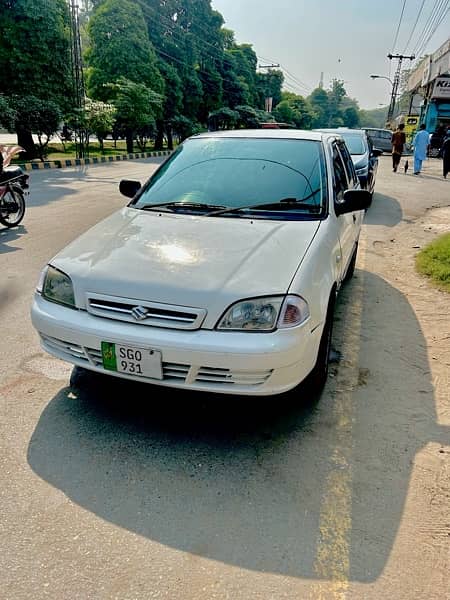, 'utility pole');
258,64,280,113
68,0,86,158
386,53,415,126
